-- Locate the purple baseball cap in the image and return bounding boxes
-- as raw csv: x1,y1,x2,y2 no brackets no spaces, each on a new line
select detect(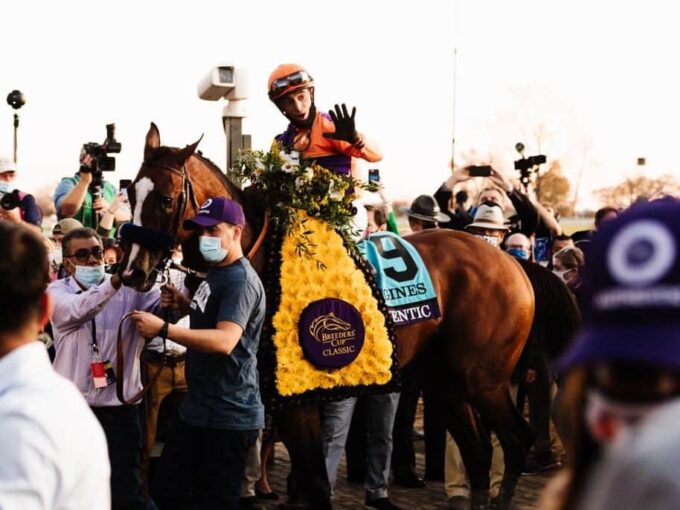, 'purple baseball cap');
183,197,245,229
557,197,680,373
